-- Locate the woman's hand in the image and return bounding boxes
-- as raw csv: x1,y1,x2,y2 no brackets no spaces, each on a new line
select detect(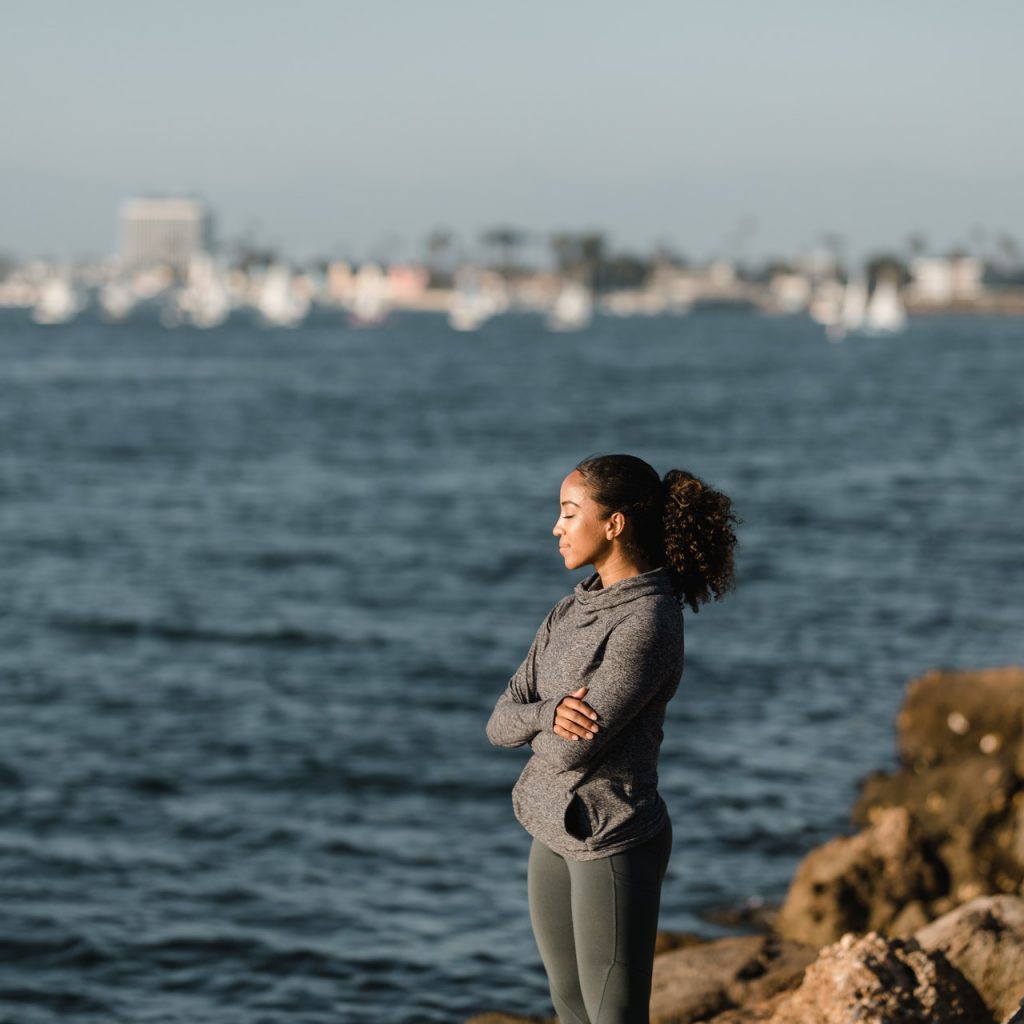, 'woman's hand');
553,687,600,741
